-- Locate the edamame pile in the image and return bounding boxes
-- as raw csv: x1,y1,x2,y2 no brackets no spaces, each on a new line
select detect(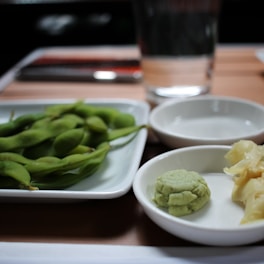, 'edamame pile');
0,100,147,190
